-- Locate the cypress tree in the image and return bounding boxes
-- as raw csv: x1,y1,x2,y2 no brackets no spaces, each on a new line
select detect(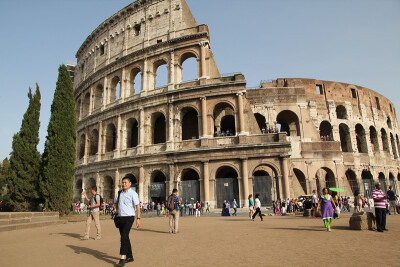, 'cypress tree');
40,65,77,215
7,85,41,211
